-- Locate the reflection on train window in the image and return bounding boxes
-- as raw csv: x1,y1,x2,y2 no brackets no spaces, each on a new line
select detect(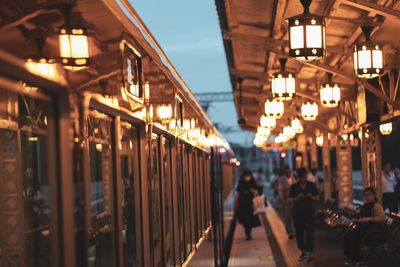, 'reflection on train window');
162,138,174,267
0,90,56,267
120,122,140,267
87,111,115,267
150,134,162,267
